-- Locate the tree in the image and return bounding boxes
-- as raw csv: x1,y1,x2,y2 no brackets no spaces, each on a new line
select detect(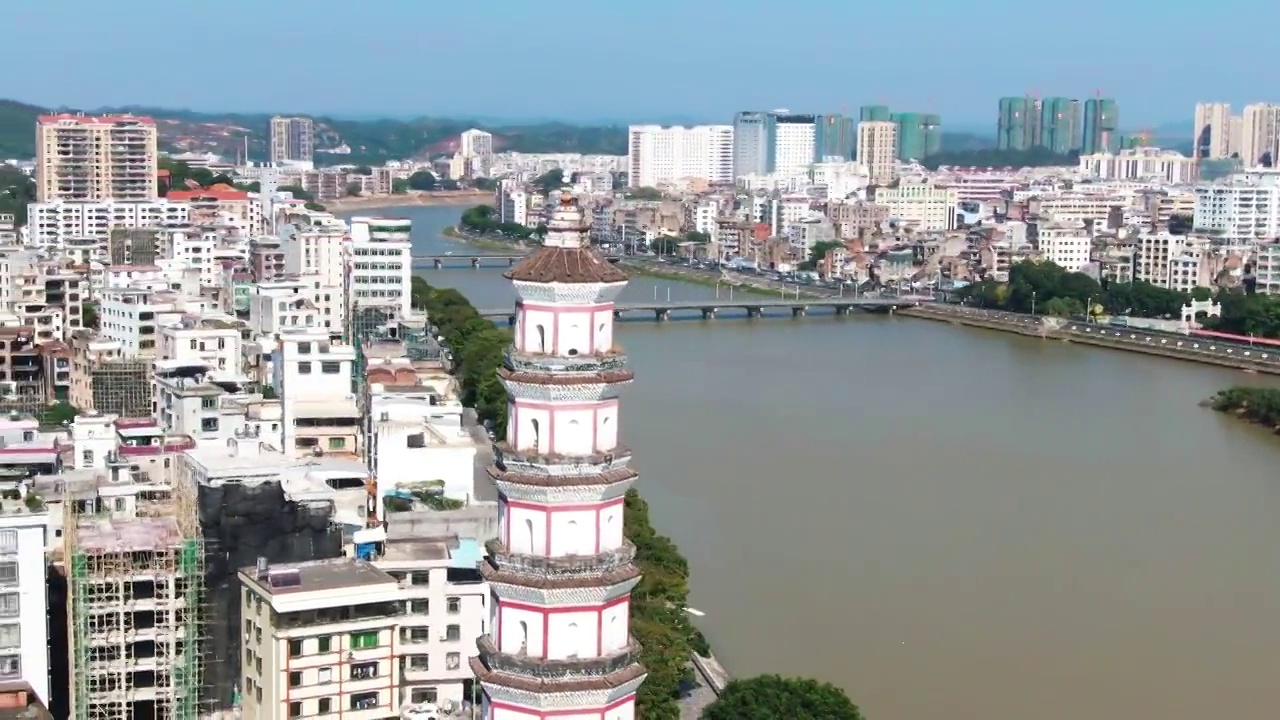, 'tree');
304,201,327,212
0,167,36,225
392,178,411,194
345,182,362,197
279,184,314,201
650,236,682,255
625,186,663,201
702,675,865,720
808,240,844,267
82,302,99,330
1168,213,1194,235
533,169,565,193
353,165,373,175
407,170,437,191
471,177,498,191
39,402,79,427
440,178,460,190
